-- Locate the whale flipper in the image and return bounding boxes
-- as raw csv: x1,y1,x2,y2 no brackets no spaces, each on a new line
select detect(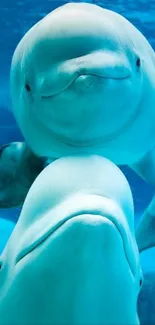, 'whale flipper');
131,150,155,253
0,142,45,208
136,209,155,253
